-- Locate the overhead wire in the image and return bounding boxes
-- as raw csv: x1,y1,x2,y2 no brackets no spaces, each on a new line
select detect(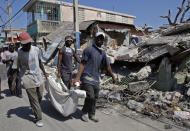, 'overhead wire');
0,6,8,15
11,11,24,24
0,4,24,27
